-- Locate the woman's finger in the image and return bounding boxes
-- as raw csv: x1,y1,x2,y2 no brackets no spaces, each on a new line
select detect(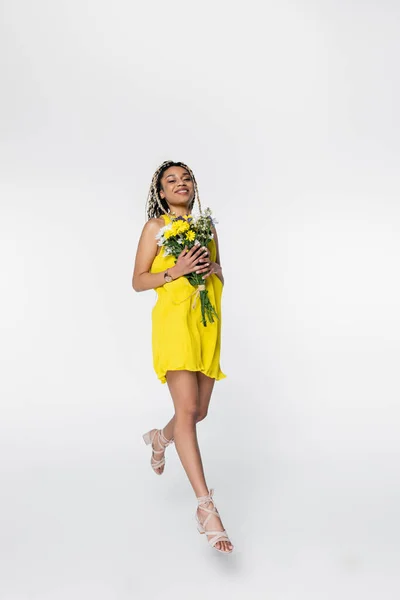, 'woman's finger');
191,252,208,265
202,264,215,278
198,252,209,263
195,265,210,273
197,262,212,273
187,244,202,257
195,250,209,264
194,258,210,268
